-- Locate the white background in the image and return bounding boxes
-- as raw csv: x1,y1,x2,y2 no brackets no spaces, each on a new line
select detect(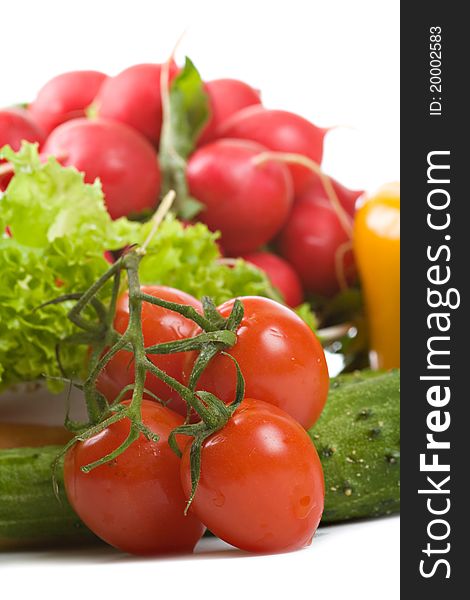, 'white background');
1,0,400,598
